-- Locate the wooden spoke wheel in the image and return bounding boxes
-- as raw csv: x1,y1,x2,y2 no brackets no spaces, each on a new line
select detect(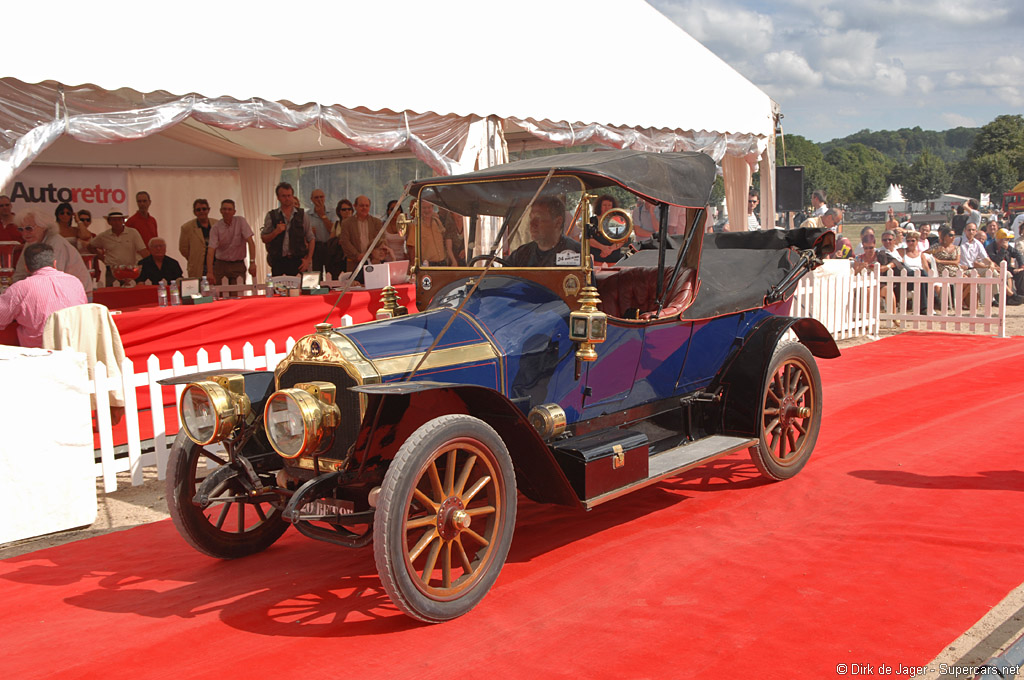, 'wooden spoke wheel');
749,341,822,480
166,432,287,559
374,415,516,623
